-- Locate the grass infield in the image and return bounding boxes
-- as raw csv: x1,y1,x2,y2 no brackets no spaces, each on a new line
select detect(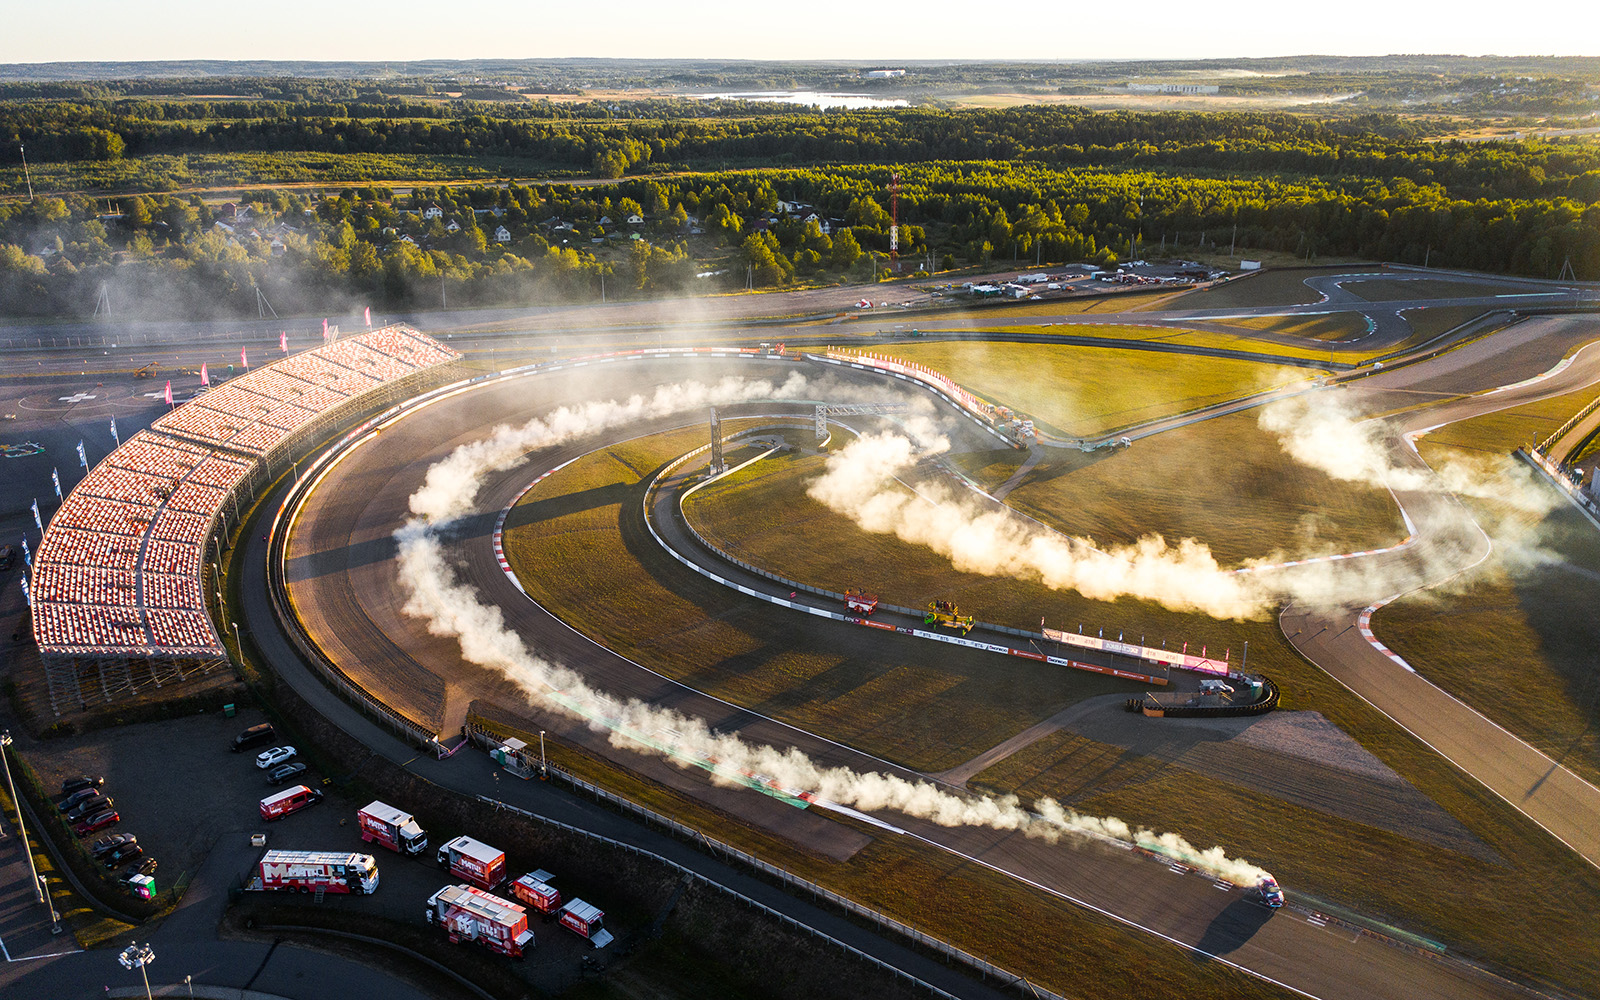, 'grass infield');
505,417,1600,994
868,340,1320,438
